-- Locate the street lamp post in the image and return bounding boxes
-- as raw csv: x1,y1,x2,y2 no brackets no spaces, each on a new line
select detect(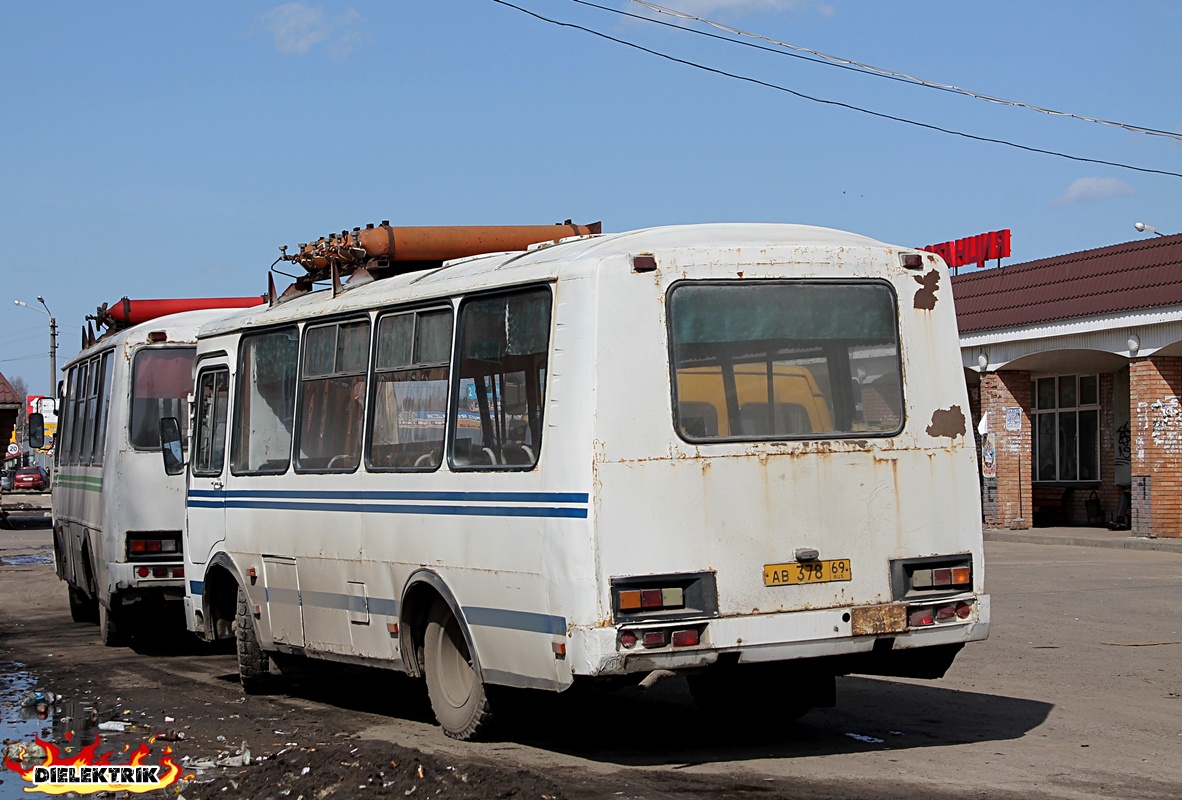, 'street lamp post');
13,297,58,401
